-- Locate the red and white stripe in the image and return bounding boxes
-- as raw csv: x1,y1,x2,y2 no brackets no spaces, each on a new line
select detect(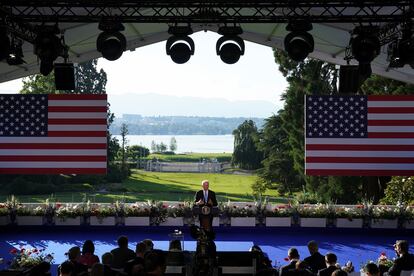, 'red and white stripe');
0,94,107,174
306,95,414,176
